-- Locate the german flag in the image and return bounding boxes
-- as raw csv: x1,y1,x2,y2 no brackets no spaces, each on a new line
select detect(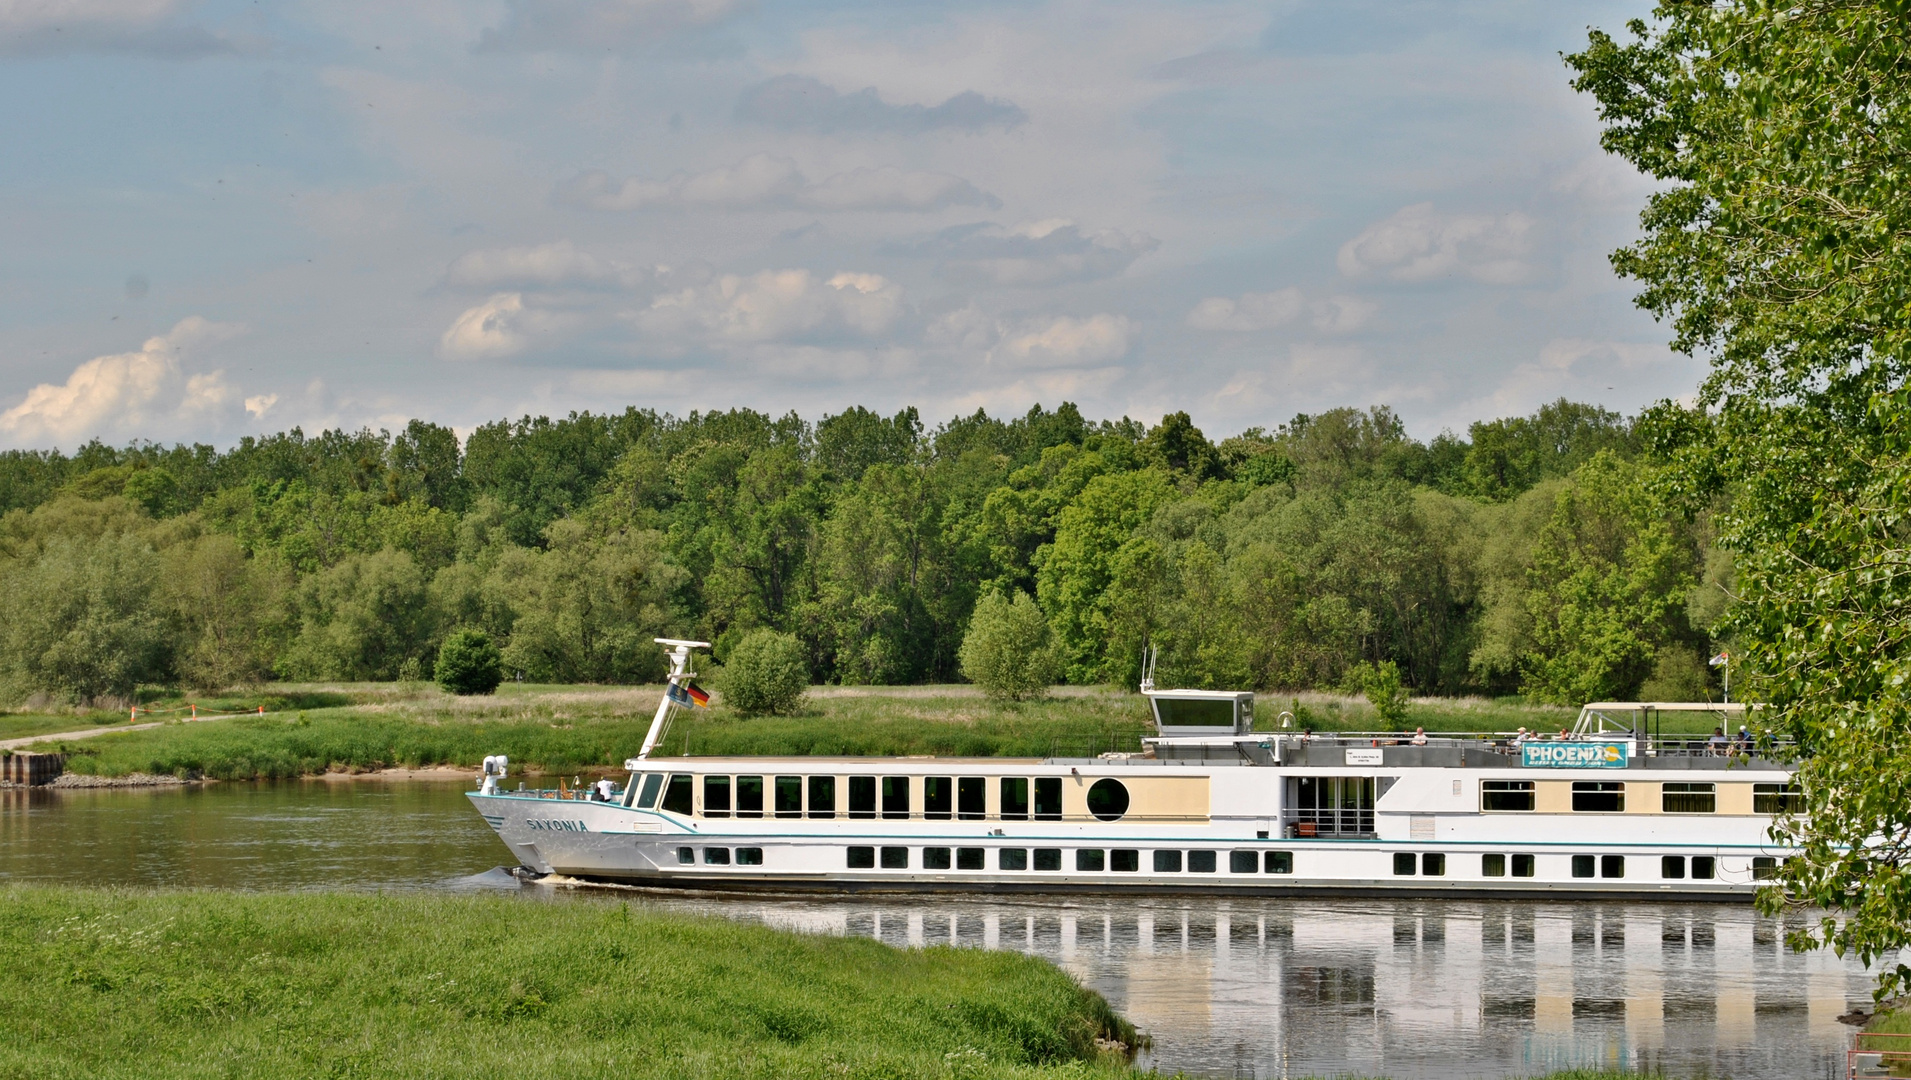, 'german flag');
684,681,710,707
